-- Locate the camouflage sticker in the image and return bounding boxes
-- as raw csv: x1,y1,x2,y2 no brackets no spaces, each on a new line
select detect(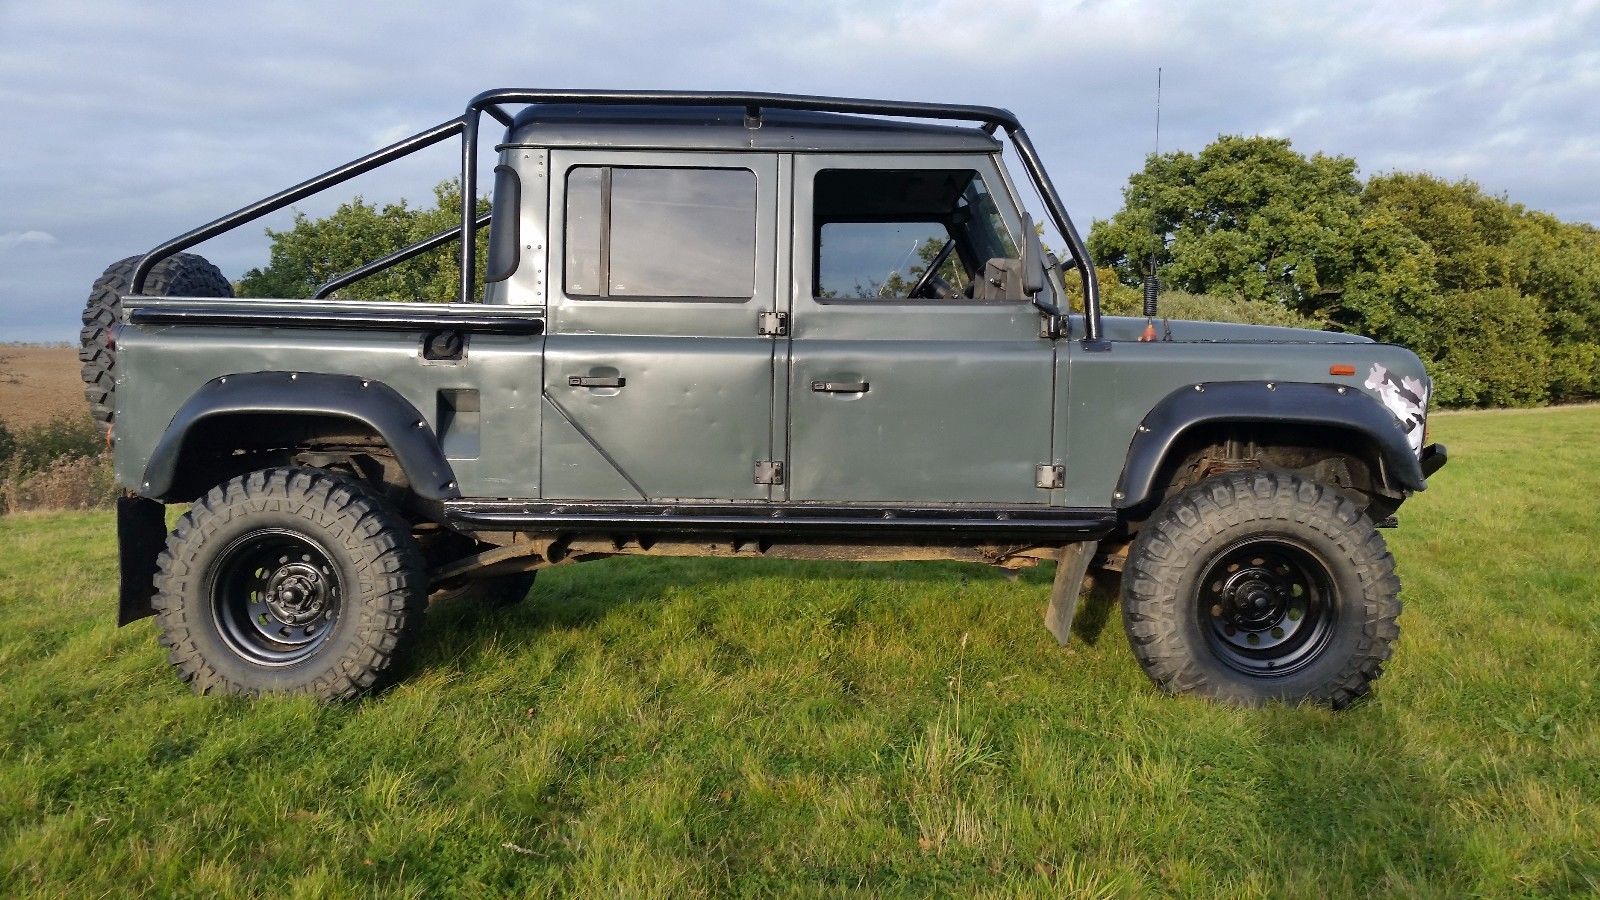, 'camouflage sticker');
1365,363,1429,455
